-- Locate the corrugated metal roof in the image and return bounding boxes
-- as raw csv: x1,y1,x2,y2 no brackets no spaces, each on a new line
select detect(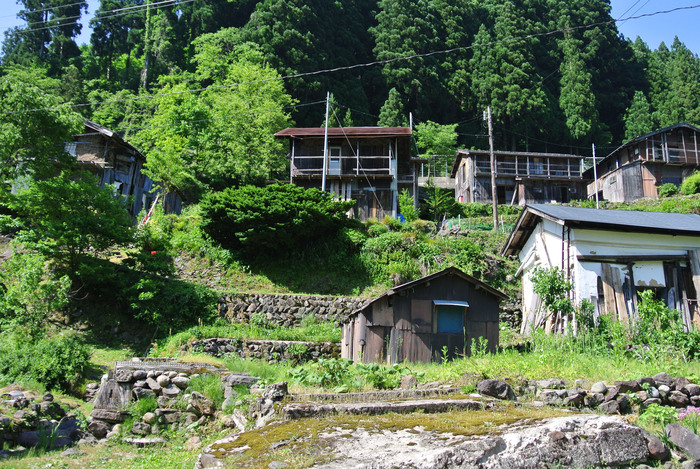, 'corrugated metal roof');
274,127,412,138
502,204,700,256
